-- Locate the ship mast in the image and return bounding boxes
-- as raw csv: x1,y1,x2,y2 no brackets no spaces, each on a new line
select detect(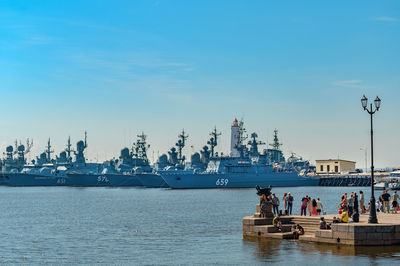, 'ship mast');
269,129,282,150
66,136,73,163
238,119,248,145
176,129,188,164
46,138,54,163
134,132,150,160
207,127,221,157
